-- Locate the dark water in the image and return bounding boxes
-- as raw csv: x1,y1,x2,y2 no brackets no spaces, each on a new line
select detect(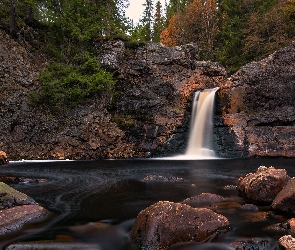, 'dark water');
1,158,295,249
